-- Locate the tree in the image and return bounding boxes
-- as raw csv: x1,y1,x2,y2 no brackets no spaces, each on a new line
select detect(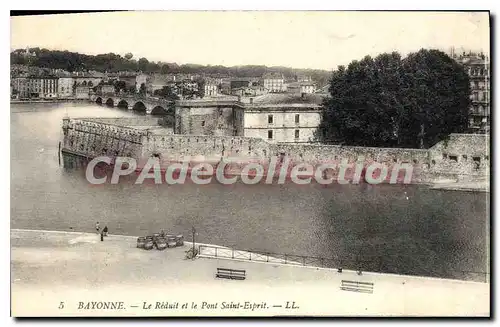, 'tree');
139,83,146,96
114,81,127,93
319,49,470,148
154,86,179,101
125,53,133,60
402,49,470,148
137,57,149,72
160,64,170,74
196,79,206,98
